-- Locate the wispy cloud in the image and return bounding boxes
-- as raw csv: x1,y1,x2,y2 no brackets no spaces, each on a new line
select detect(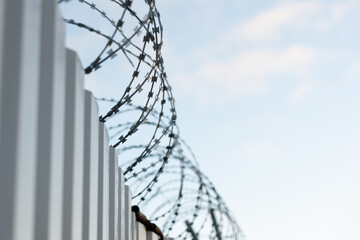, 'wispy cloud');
240,2,322,41
168,0,359,104
176,45,318,96
221,0,357,45
291,82,313,102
